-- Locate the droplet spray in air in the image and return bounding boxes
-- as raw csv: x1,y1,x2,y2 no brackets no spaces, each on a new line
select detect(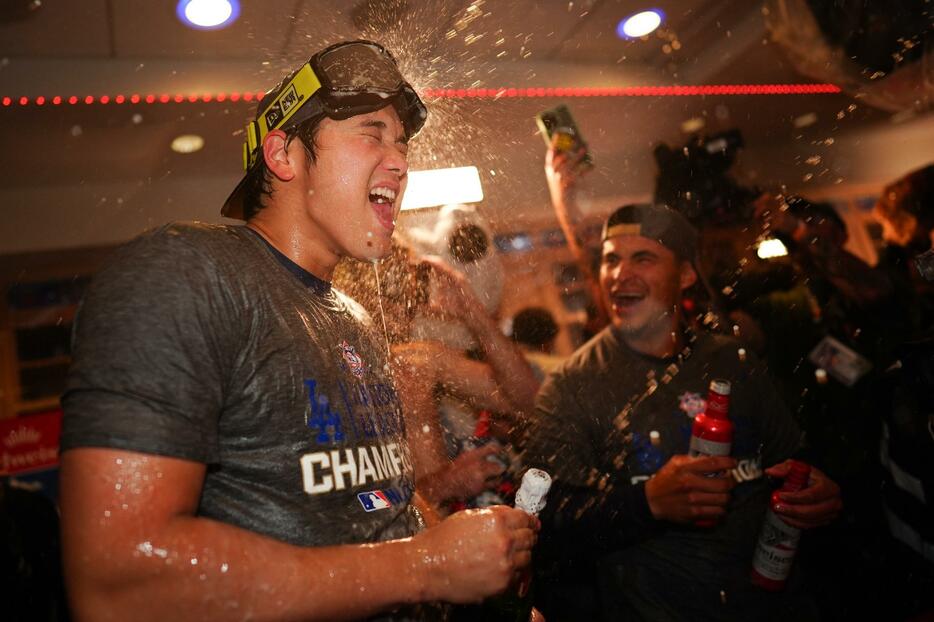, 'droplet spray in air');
371,262,392,360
